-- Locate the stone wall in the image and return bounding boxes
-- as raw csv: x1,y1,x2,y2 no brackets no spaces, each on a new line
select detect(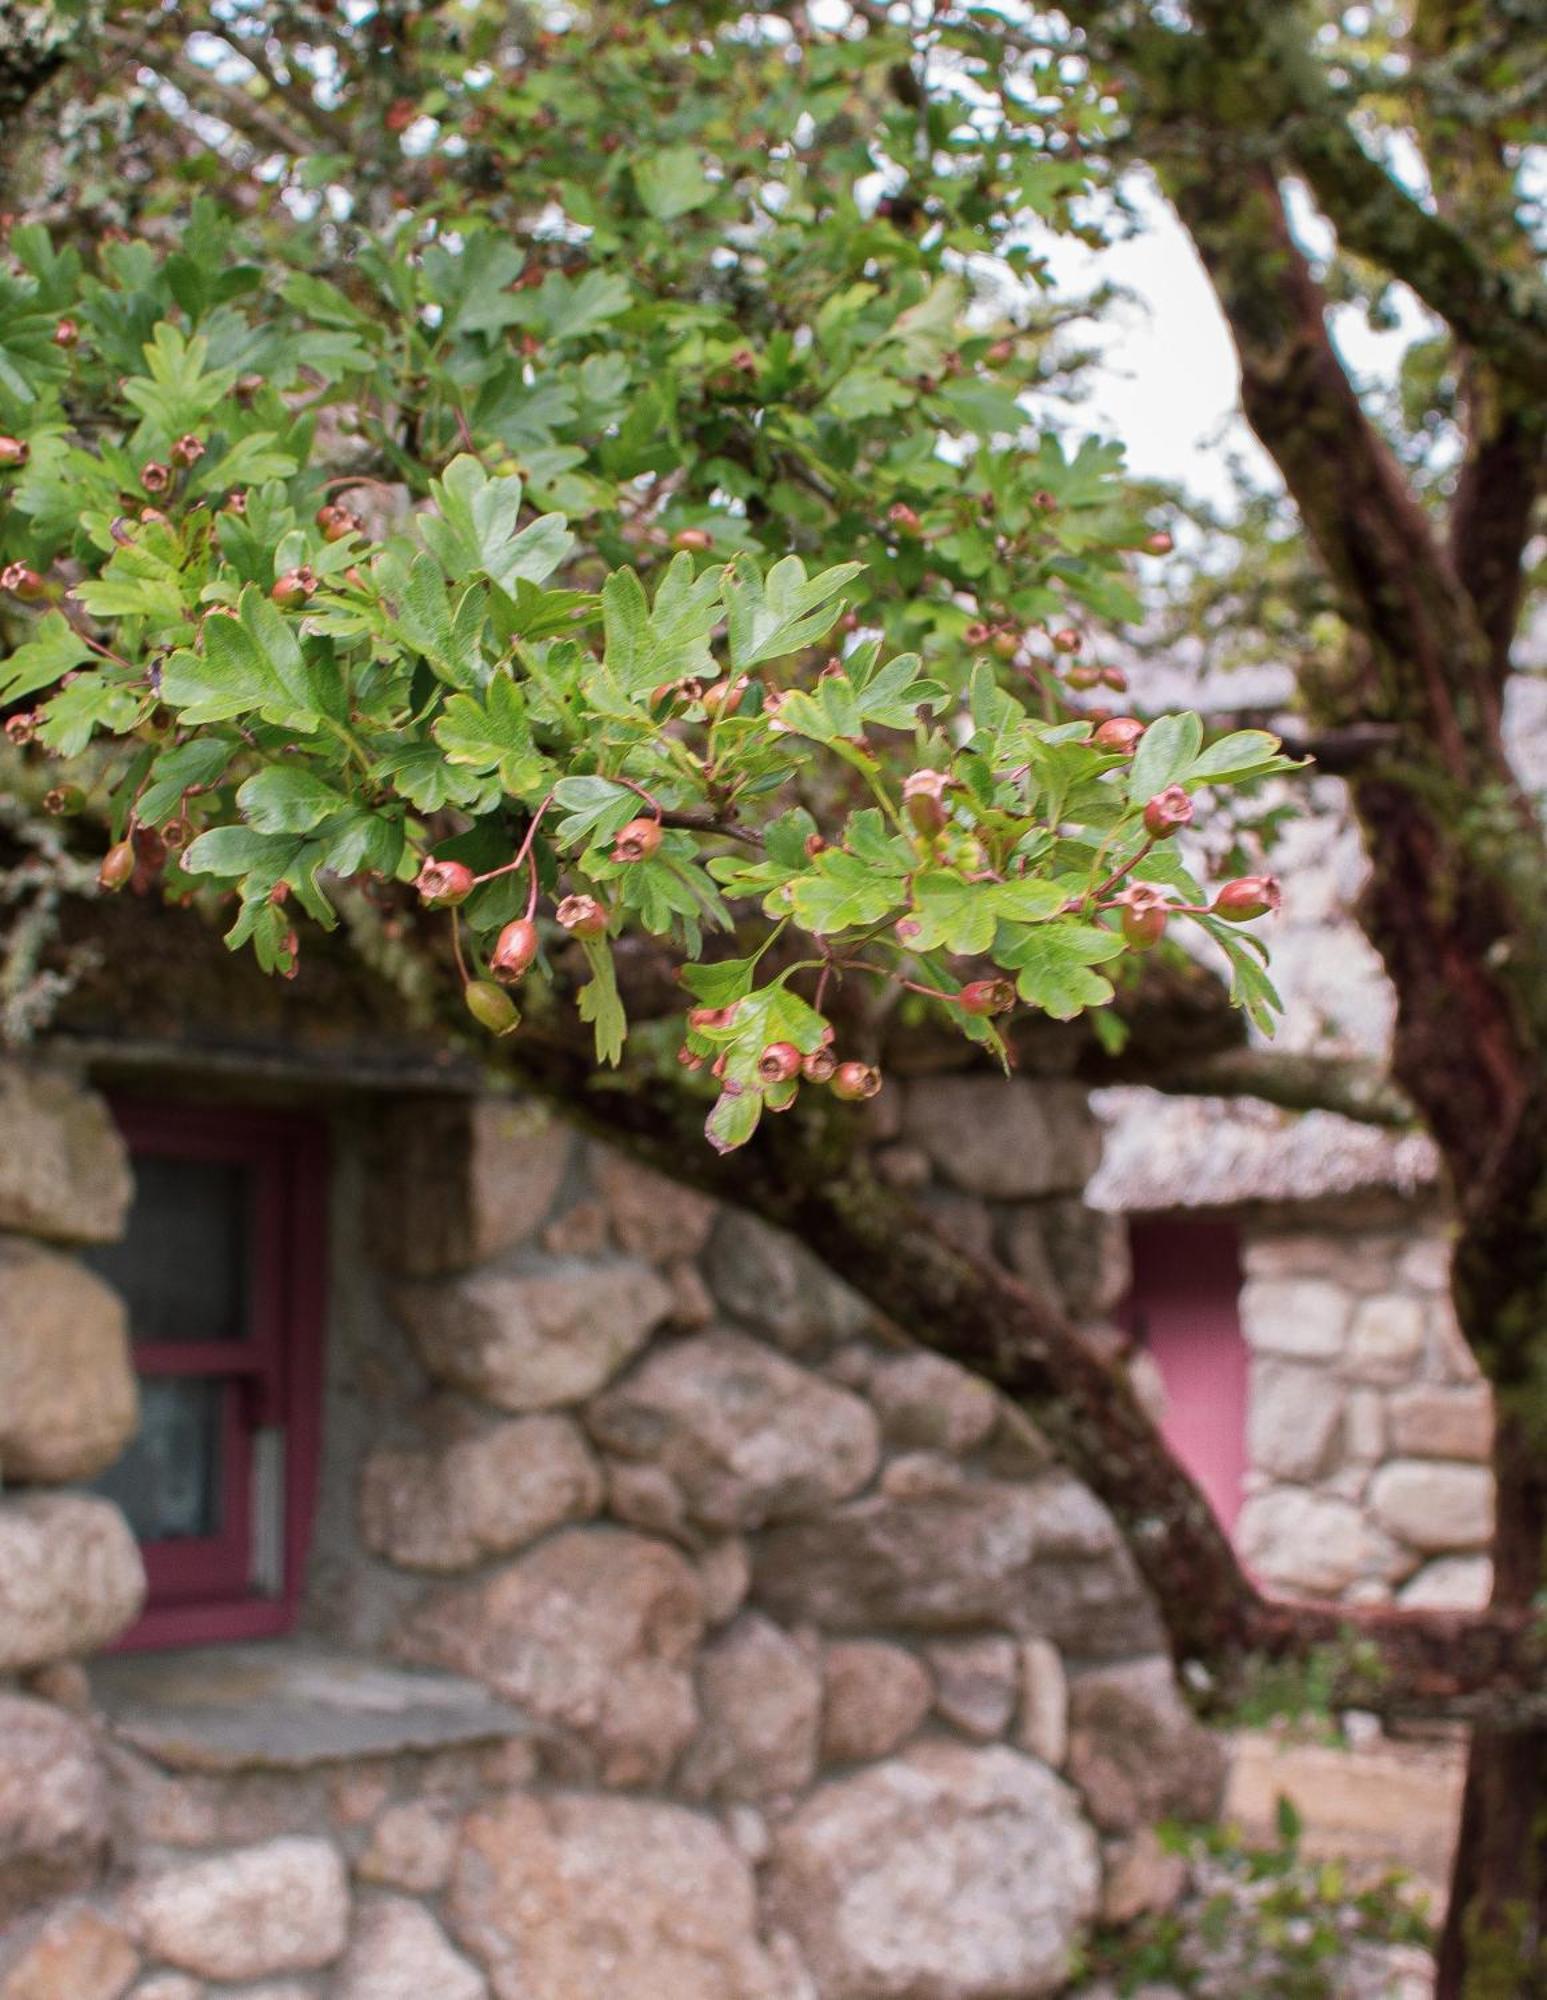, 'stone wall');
1234,1206,1494,1609
0,1058,1224,2000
